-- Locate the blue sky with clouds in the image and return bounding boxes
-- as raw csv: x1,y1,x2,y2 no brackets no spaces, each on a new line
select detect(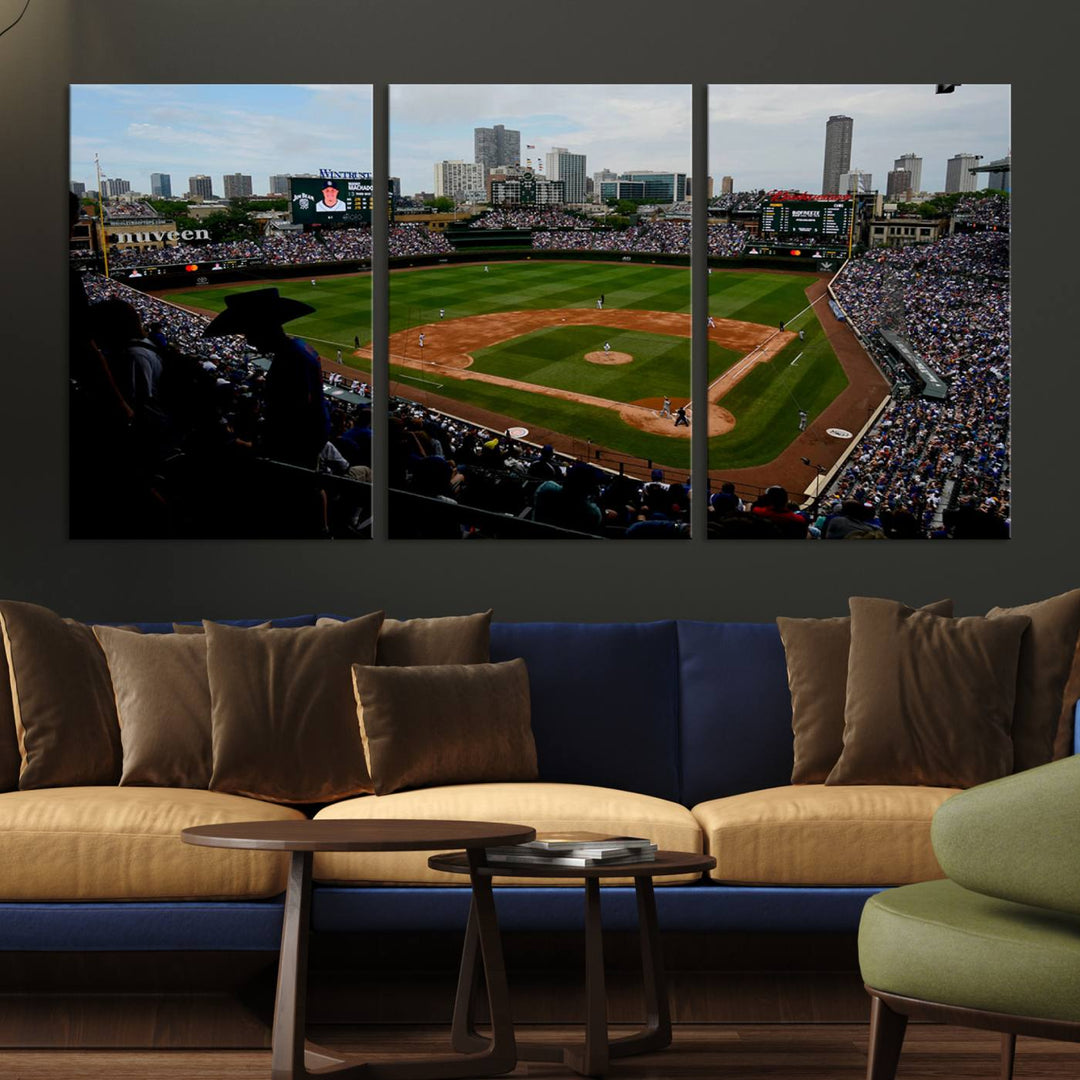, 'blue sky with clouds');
69,83,1008,199
70,84,373,195
709,84,1010,194
390,85,692,195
